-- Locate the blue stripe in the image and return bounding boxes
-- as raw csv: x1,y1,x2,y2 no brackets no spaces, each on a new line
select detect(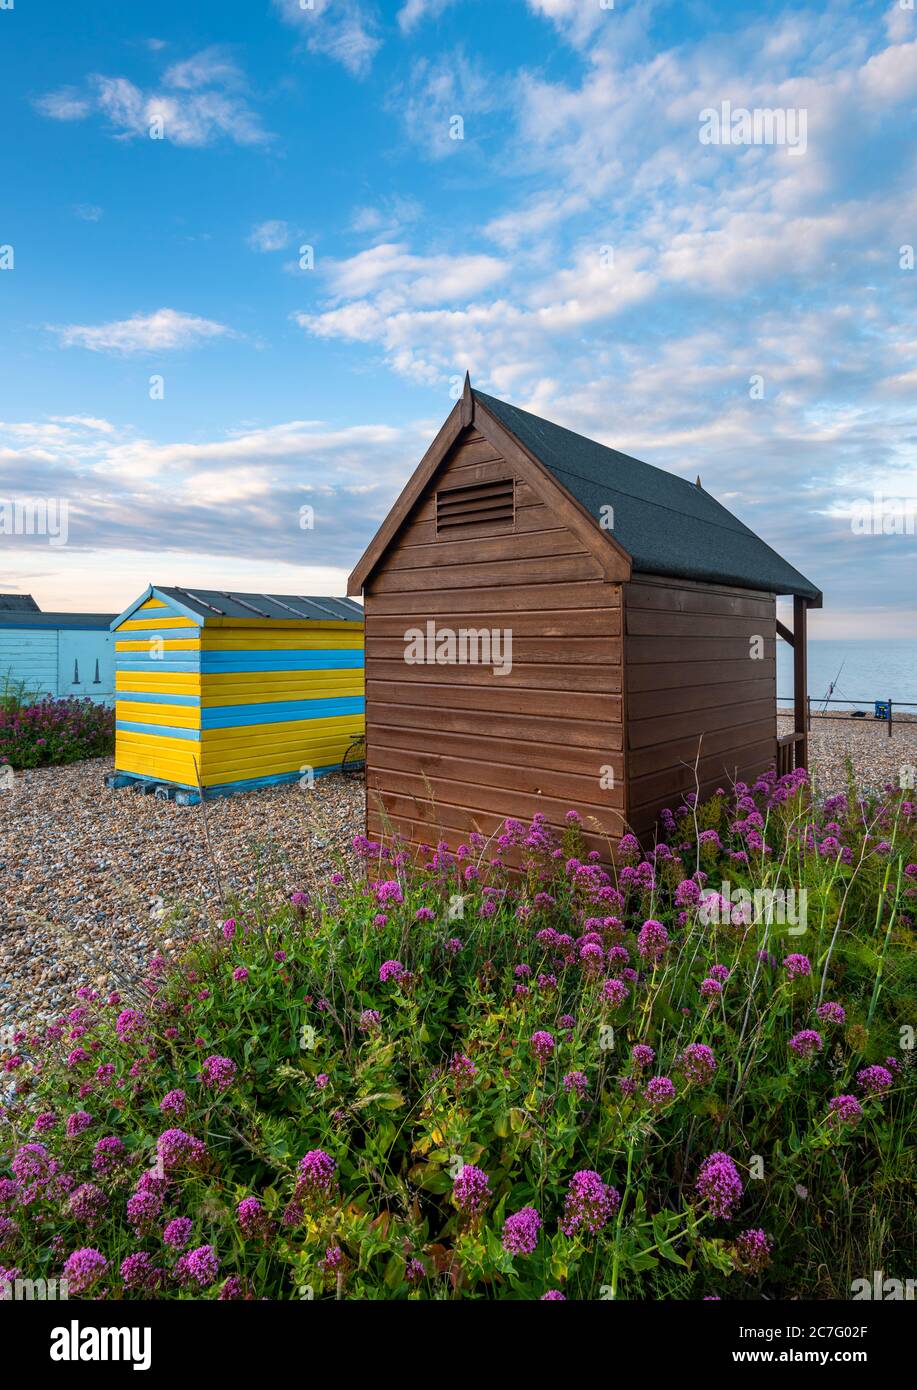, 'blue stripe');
115,692,200,706
114,652,363,673
200,651,364,672
116,720,201,741
200,697,364,728
116,660,201,672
